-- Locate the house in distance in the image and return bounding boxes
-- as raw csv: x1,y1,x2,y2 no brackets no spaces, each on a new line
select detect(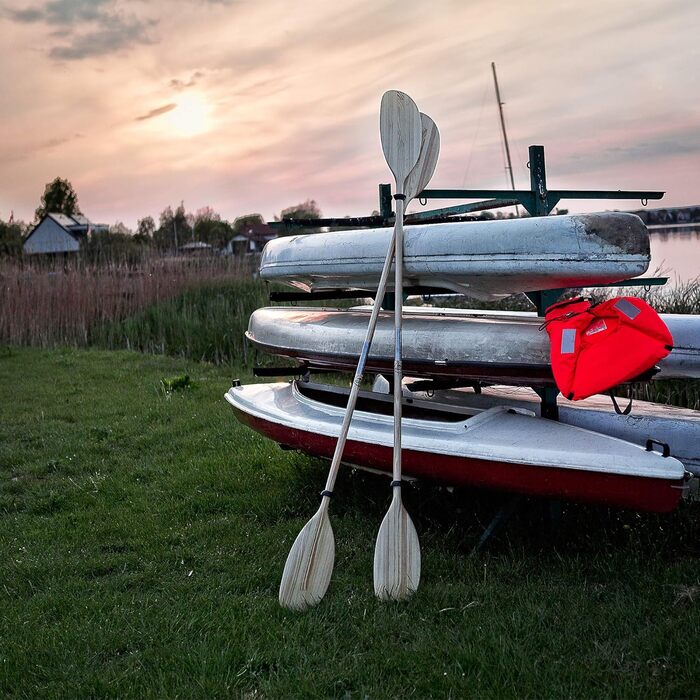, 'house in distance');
23,213,107,255
224,221,277,256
